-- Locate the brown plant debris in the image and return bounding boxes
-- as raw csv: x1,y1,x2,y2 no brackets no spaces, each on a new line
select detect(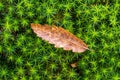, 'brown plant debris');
71,62,78,68
31,23,89,53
